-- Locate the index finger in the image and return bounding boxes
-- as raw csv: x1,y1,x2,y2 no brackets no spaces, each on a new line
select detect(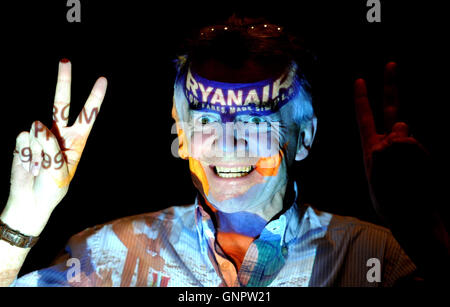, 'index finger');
383,62,400,131
53,59,72,129
73,77,107,136
354,78,377,151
